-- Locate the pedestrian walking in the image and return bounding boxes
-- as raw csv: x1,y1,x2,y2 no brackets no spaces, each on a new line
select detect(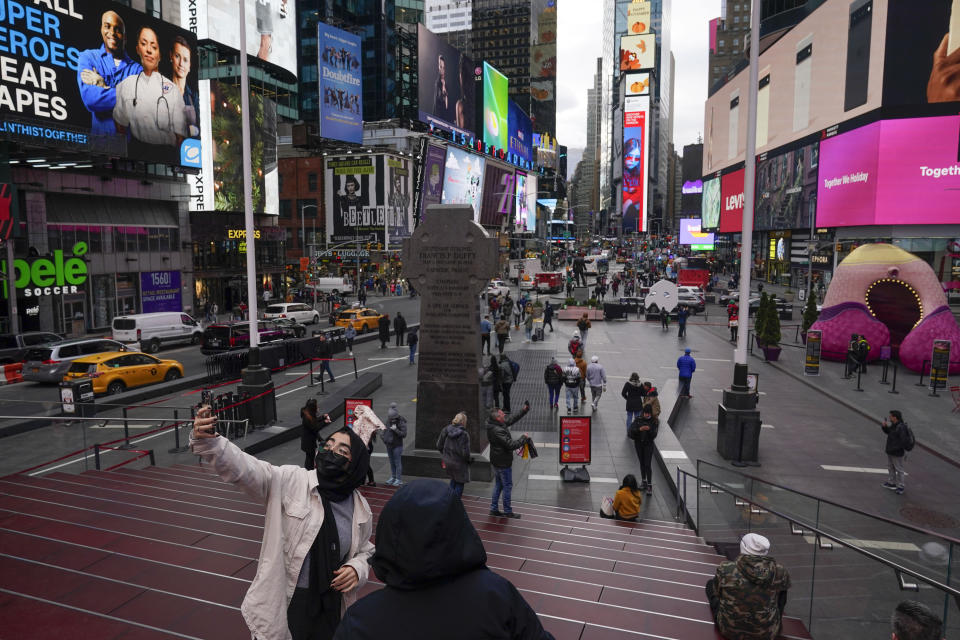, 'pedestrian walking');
574,351,588,406
621,372,646,436
480,314,492,355
567,331,583,358
498,353,517,413
543,301,554,332
661,308,670,331
641,381,661,420
393,312,407,346
382,403,408,486
501,293,514,325
314,333,337,384
677,304,690,338
881,410,913,495
563,358,582,412
543,356,563,410
300,398,331,469
480,355,500,408
586,355,607,410
407,327,418,364
677,347,696,398
523,312,533,342
628,404,659,494
437,412,471,497
577,313,592,344
728,307,739,343
487,403,532,518
378,314,391,349
494,317,510,353
344,324,357,355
